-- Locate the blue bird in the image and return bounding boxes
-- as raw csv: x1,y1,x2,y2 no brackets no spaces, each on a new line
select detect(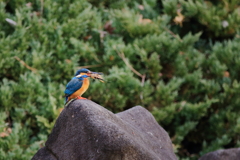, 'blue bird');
64,68,104,104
